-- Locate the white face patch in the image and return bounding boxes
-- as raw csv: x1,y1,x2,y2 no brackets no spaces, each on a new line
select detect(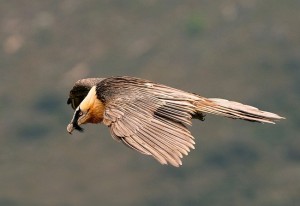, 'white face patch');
79,86,97,112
